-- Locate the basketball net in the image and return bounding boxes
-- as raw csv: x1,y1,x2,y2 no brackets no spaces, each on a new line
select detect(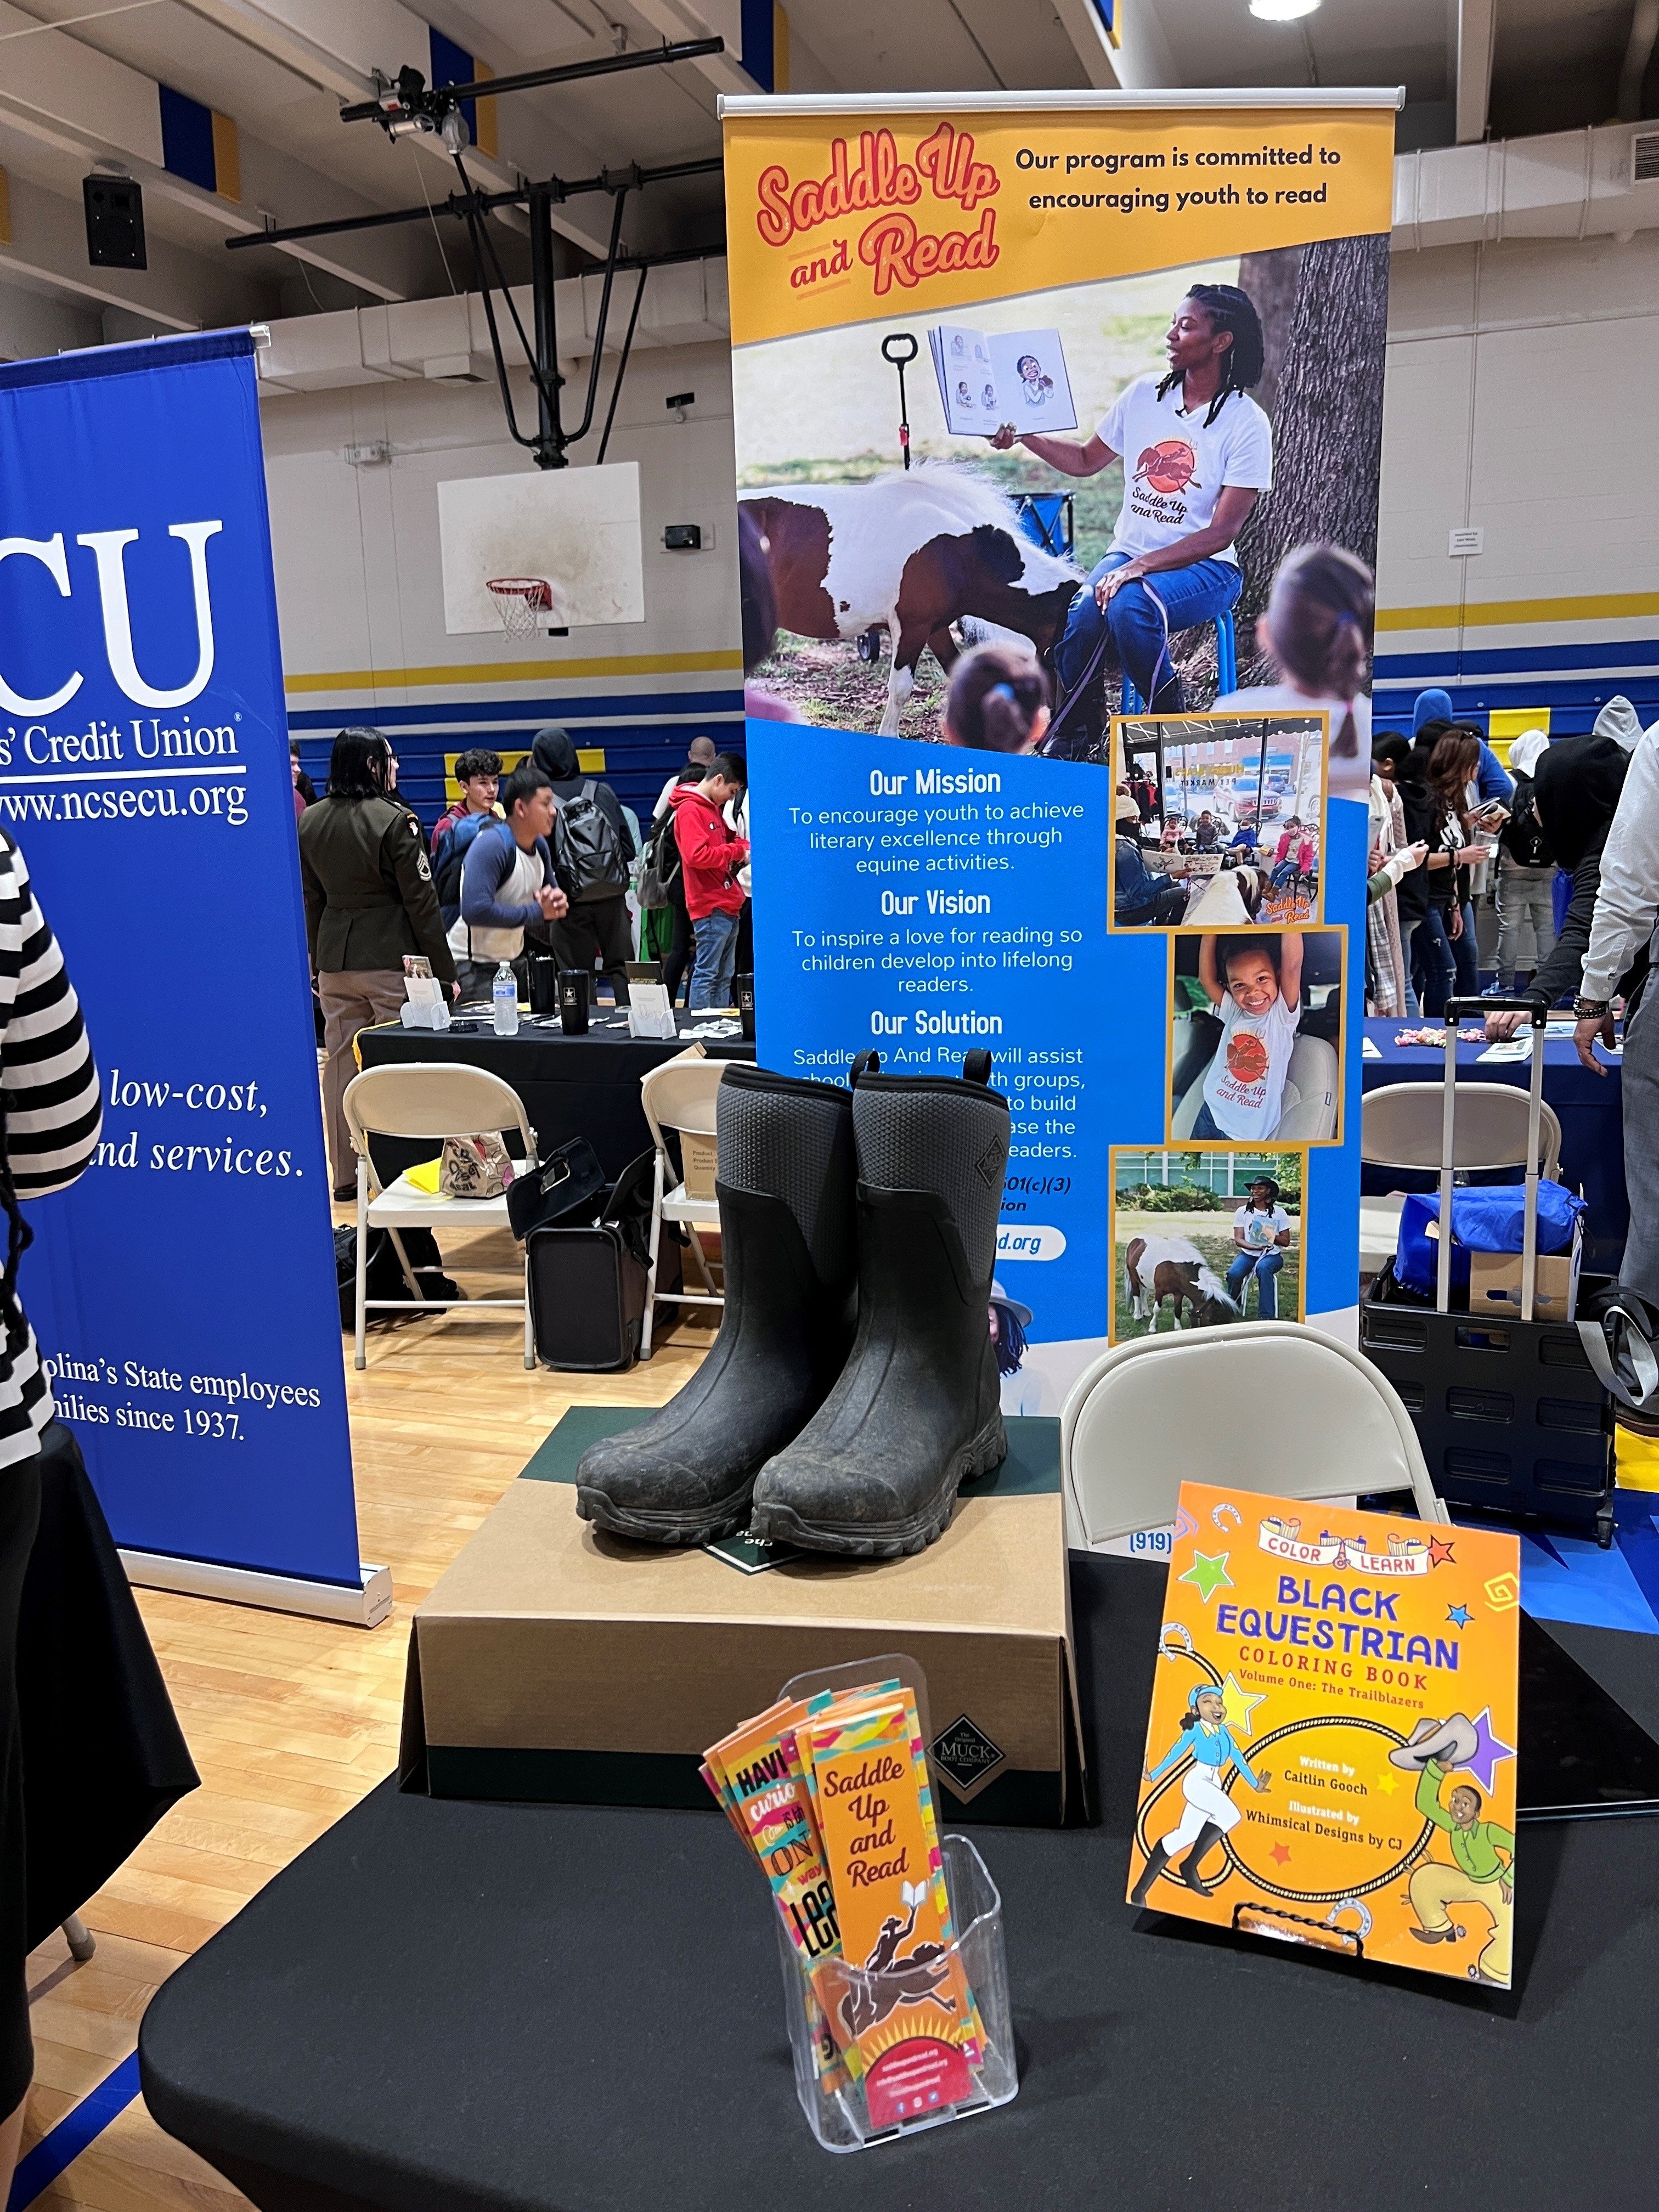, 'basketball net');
487,577,553,640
